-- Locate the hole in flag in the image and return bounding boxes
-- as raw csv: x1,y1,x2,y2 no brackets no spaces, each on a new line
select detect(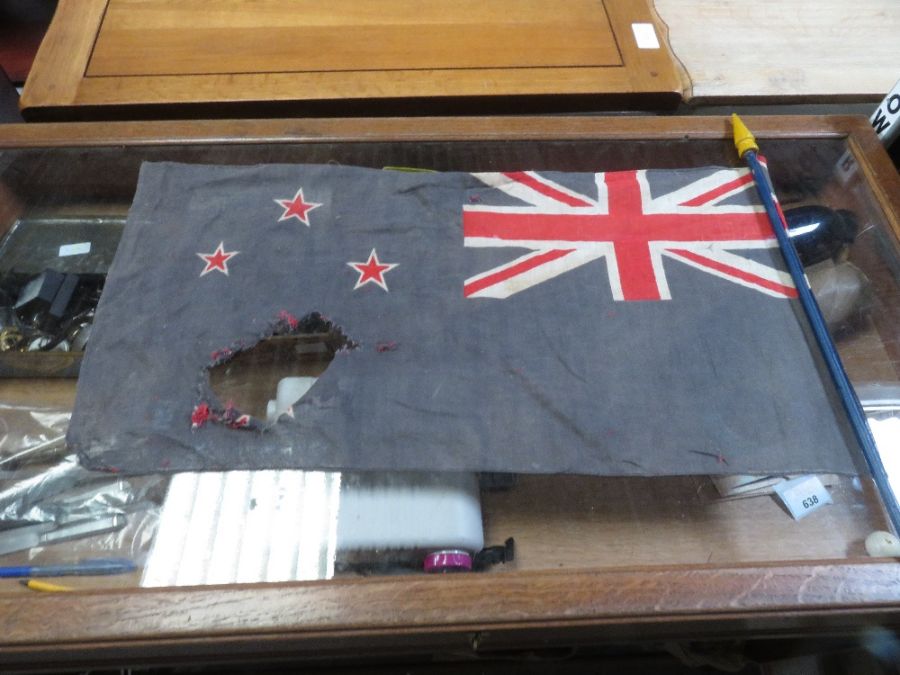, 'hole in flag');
204,312,356,425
